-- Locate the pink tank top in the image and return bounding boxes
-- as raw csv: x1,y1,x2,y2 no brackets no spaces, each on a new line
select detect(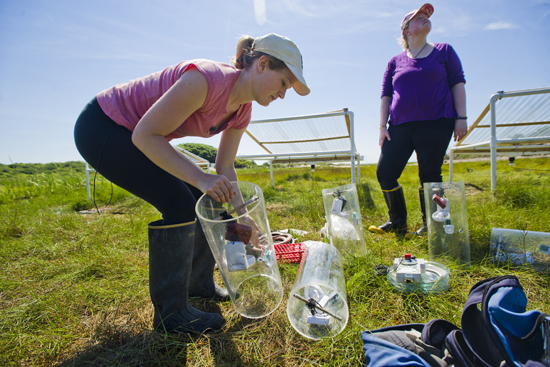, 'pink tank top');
96,59,252,141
